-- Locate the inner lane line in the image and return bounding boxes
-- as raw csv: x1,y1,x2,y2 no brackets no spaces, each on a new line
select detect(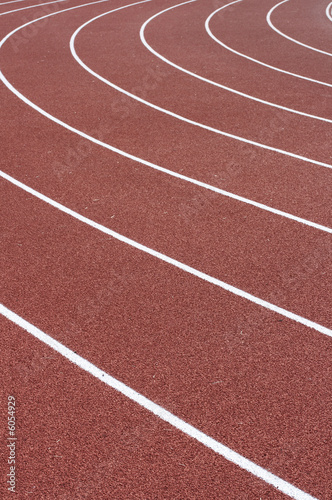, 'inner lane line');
140,0,332,123
326,1,332,21
267,0,332,57
206,0,332,88
141,1,332,166
74,1,332,125
71,1,332,180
